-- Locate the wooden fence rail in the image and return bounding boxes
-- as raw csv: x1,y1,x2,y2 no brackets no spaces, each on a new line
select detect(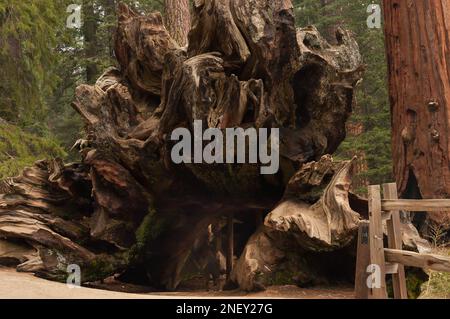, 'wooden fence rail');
382,199,450,212
355,183,450,299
